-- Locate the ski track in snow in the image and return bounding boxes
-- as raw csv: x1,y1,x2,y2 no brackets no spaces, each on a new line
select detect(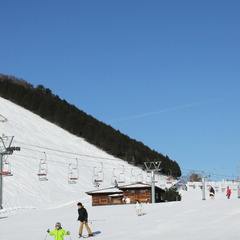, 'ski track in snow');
1,97,240,240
